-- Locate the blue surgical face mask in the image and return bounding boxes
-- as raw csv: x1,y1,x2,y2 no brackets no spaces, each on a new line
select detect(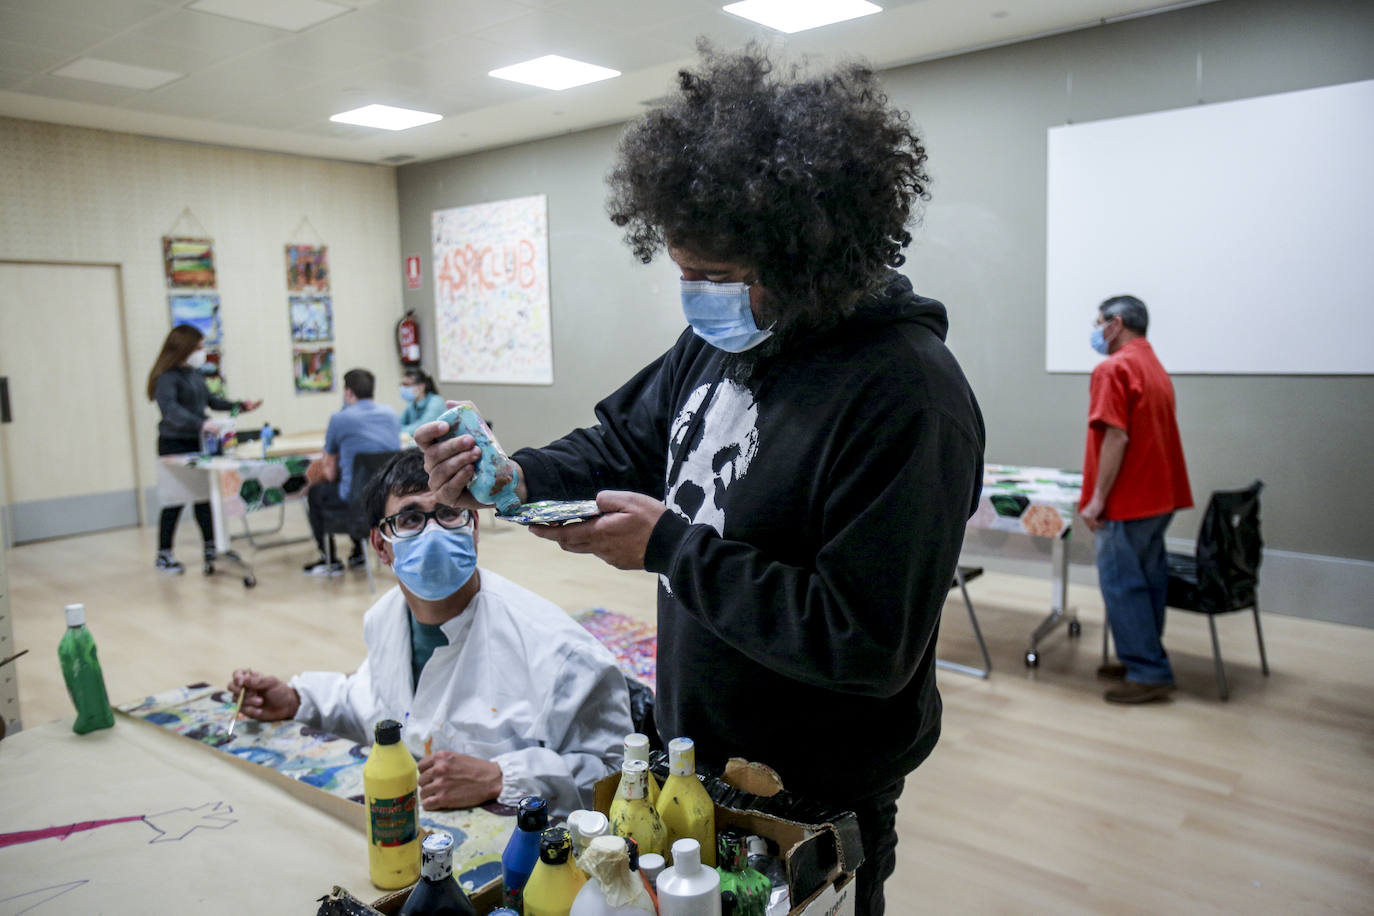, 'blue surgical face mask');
1089,325,1111,356
399,385,417,403
680,280,774,353
389,523,476,601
